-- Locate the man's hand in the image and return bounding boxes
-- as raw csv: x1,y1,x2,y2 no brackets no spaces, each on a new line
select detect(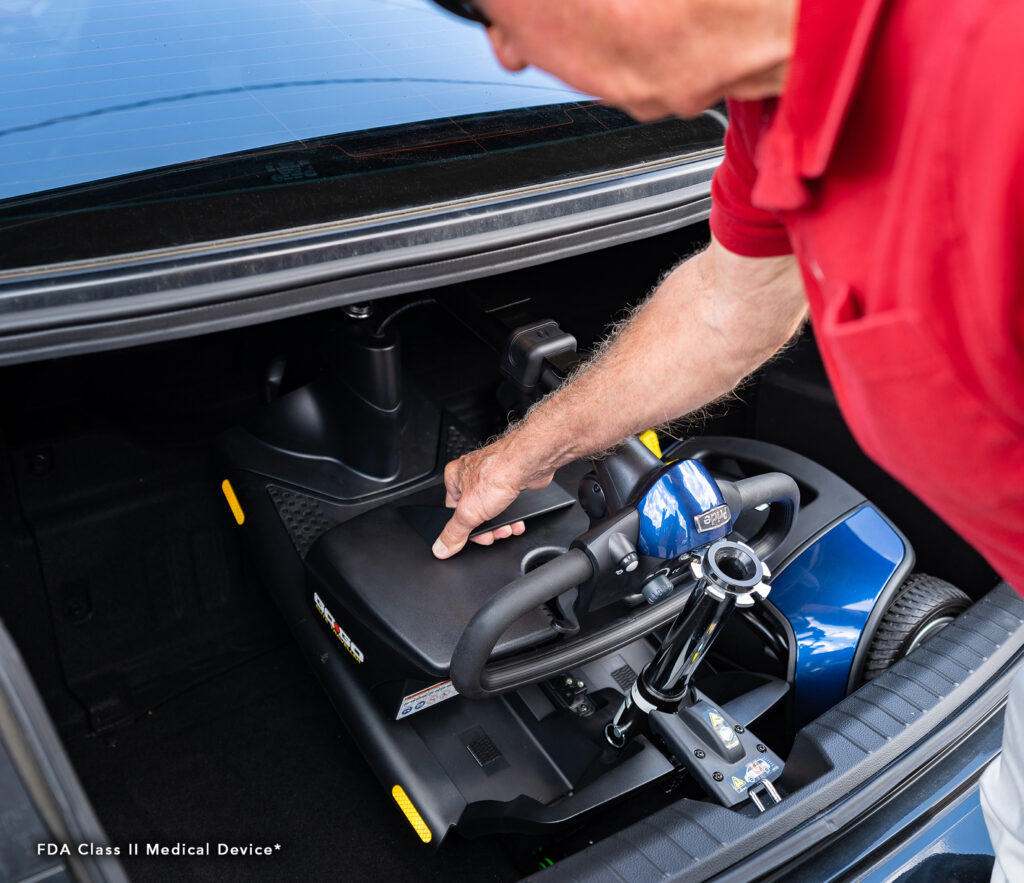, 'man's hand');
432,434,555,559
